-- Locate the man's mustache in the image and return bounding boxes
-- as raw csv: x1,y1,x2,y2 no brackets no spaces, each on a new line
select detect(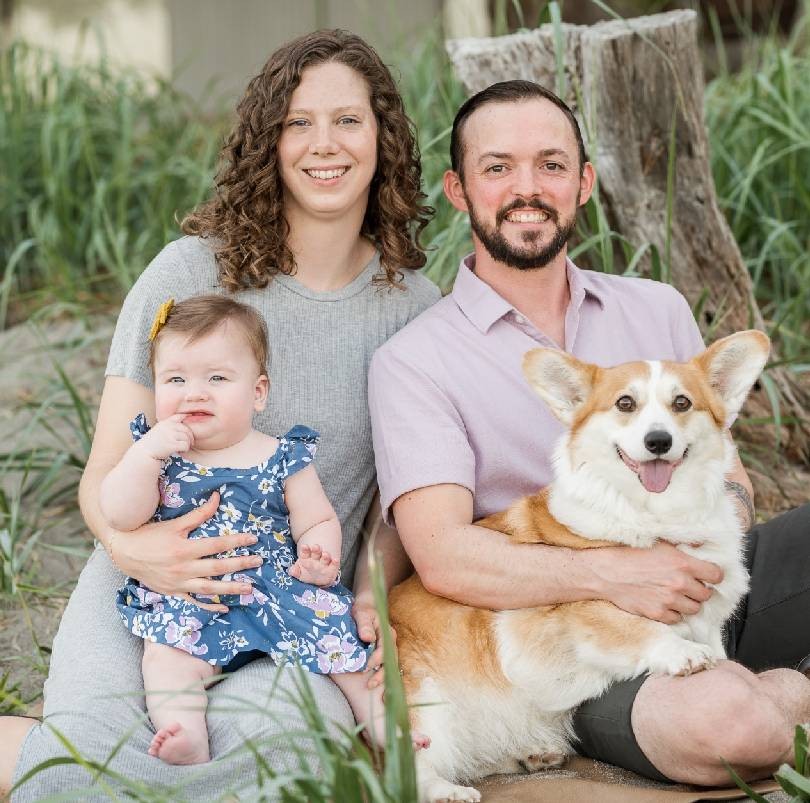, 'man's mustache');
496,198,559,226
